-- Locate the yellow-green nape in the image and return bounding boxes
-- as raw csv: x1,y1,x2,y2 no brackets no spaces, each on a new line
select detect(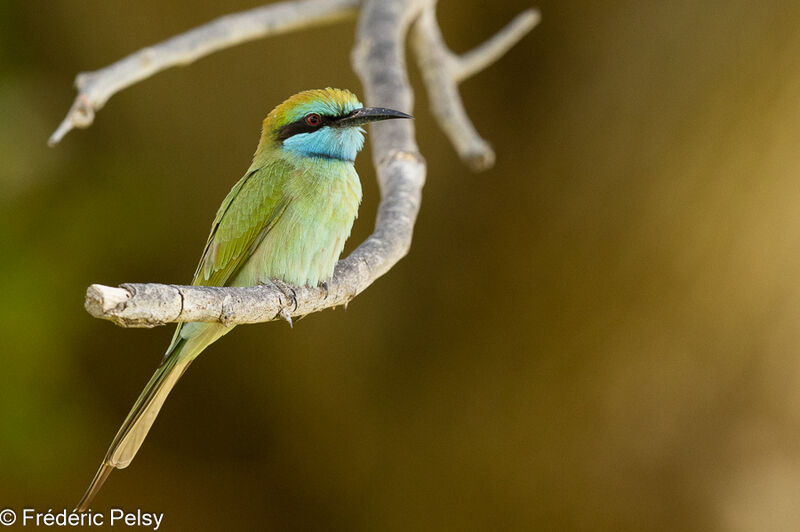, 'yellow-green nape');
265,88,363,130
